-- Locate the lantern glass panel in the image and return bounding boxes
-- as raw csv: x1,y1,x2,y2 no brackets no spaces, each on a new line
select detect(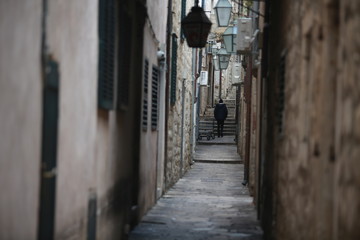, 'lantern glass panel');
219,55,230,69
214,0,232,27
219,59,230,69
223,25,237,53
182,22,212,48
